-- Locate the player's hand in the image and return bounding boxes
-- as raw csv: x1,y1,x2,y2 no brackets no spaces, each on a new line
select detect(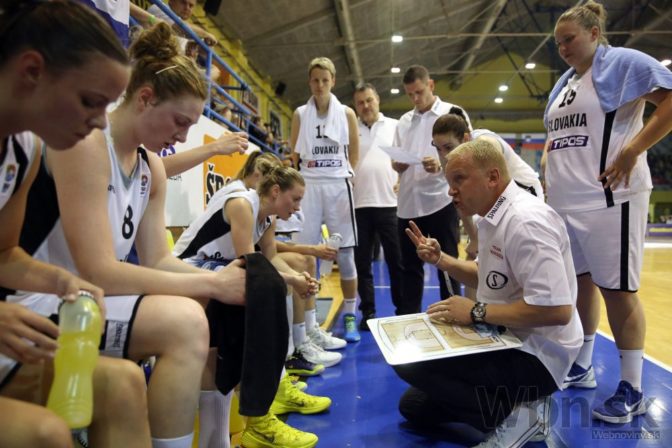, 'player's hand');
312,244,337,261
405,220,442,265
599,145,638,190
55,271,106,323
0,302,59,364
465,238,478,260
203,32,218,46
421,156,441,174
211,131,248,156
213,259,246,305
427,296,473,326
392,161,409,173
